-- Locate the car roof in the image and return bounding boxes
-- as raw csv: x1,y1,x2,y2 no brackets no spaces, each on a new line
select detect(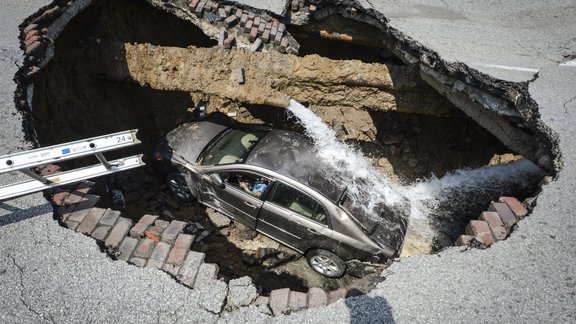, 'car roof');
245,129,345,202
